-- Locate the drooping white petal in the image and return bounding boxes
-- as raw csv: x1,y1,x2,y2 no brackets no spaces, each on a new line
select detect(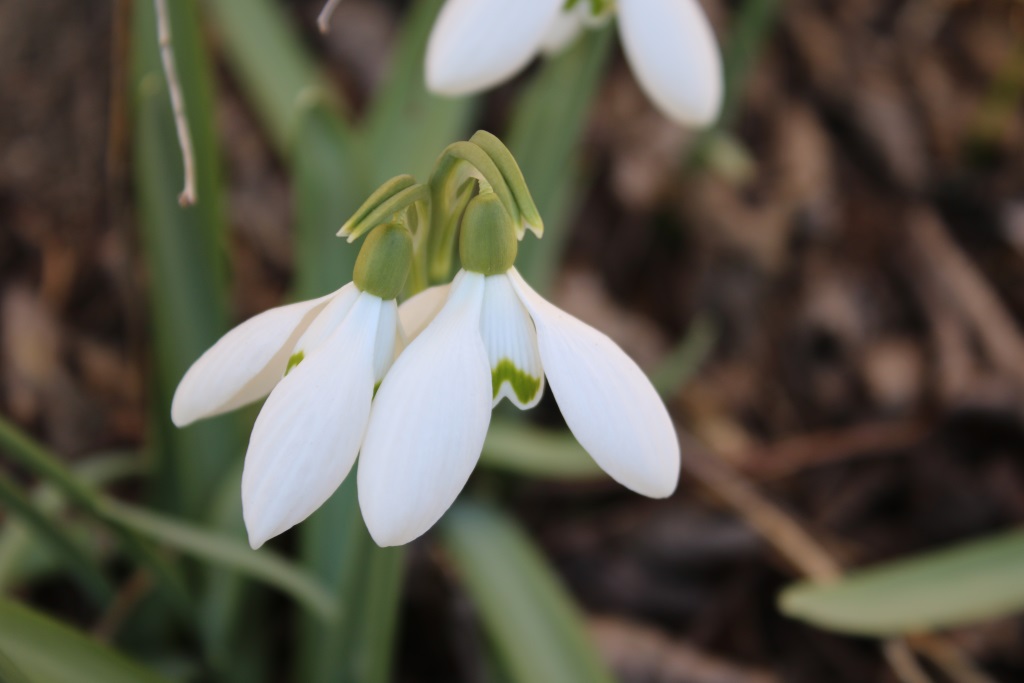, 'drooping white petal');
397,284,450,346
539,6,588,55
616,0,723,127
170,290,338,427
359,271,491,547
372,298,399,383
241,292,382,548
425,0,564,95
289,283,361,359
507,268,680,498
481,273,544,409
